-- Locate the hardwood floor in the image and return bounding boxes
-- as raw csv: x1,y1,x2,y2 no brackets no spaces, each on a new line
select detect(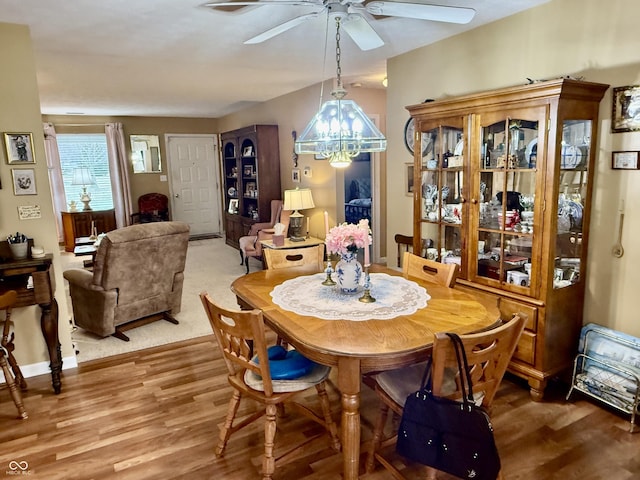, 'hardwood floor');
2,335,640,479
